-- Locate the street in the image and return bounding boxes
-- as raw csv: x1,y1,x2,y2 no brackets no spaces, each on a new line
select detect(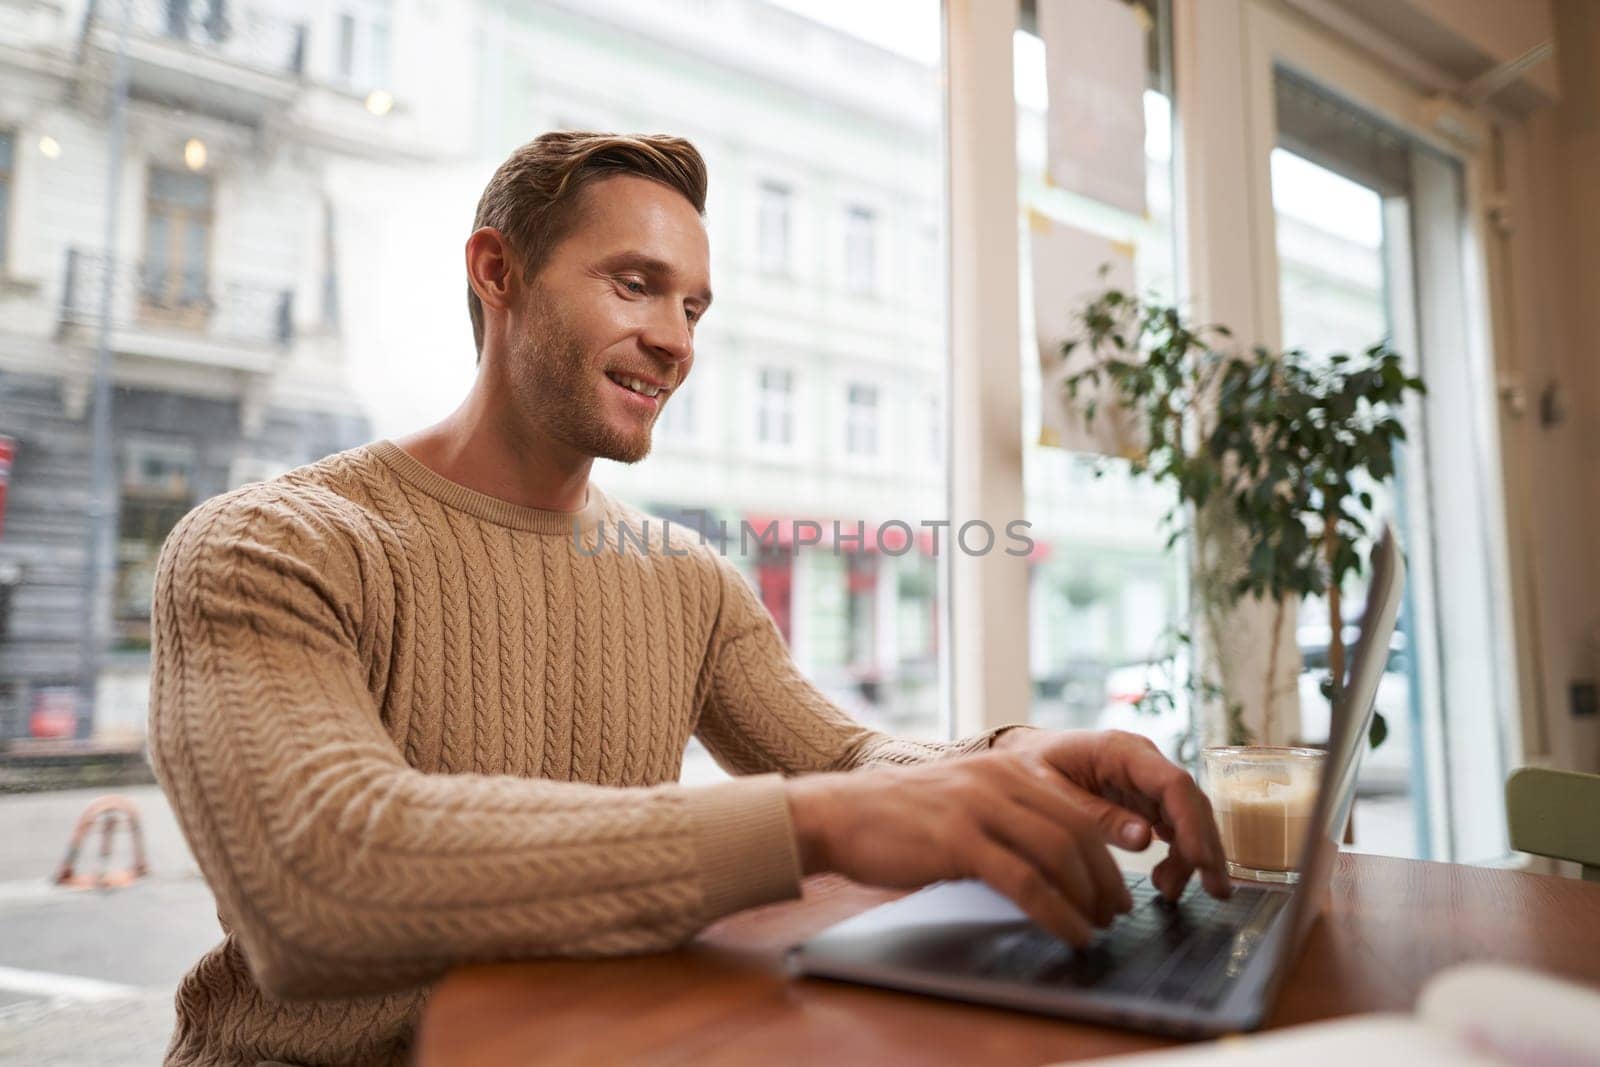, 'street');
0,786,221,1065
